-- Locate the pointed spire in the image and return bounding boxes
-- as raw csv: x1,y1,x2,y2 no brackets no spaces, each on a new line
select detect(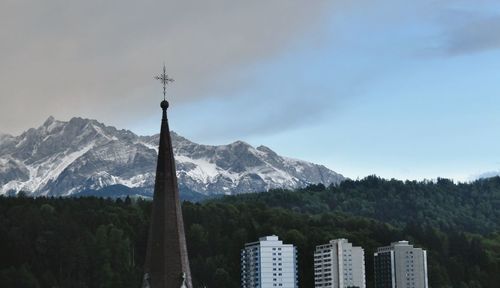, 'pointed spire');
143,66,192,288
